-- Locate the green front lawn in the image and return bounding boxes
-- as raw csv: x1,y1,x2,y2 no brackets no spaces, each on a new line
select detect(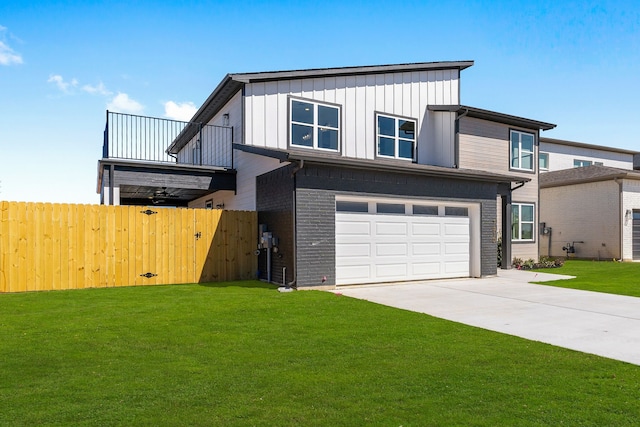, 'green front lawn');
532,260,640,297
1,282,639,426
